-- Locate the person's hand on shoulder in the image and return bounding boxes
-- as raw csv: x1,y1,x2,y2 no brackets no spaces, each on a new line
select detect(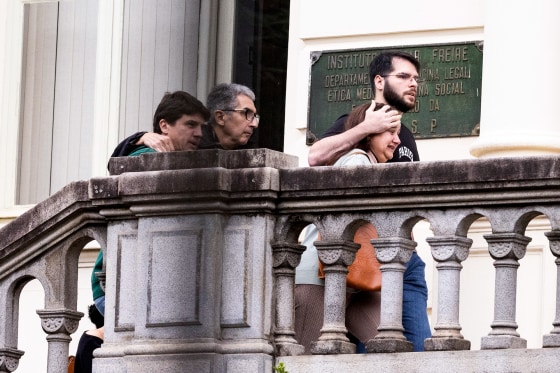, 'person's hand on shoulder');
361,100,401,135
136,132,175,152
